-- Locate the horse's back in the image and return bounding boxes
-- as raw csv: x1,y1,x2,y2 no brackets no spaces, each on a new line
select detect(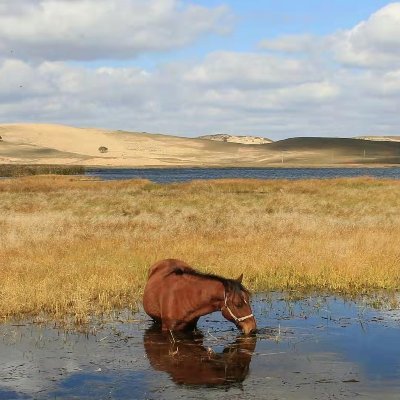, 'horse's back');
147,258,194,279
143,259,195,322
